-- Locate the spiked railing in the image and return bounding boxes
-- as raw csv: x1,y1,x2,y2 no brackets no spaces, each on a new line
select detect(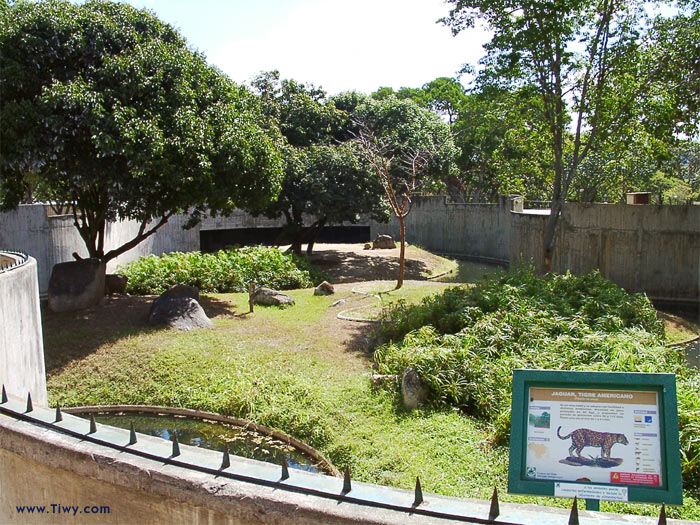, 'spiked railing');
0,250,29,273
0,387,671,524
